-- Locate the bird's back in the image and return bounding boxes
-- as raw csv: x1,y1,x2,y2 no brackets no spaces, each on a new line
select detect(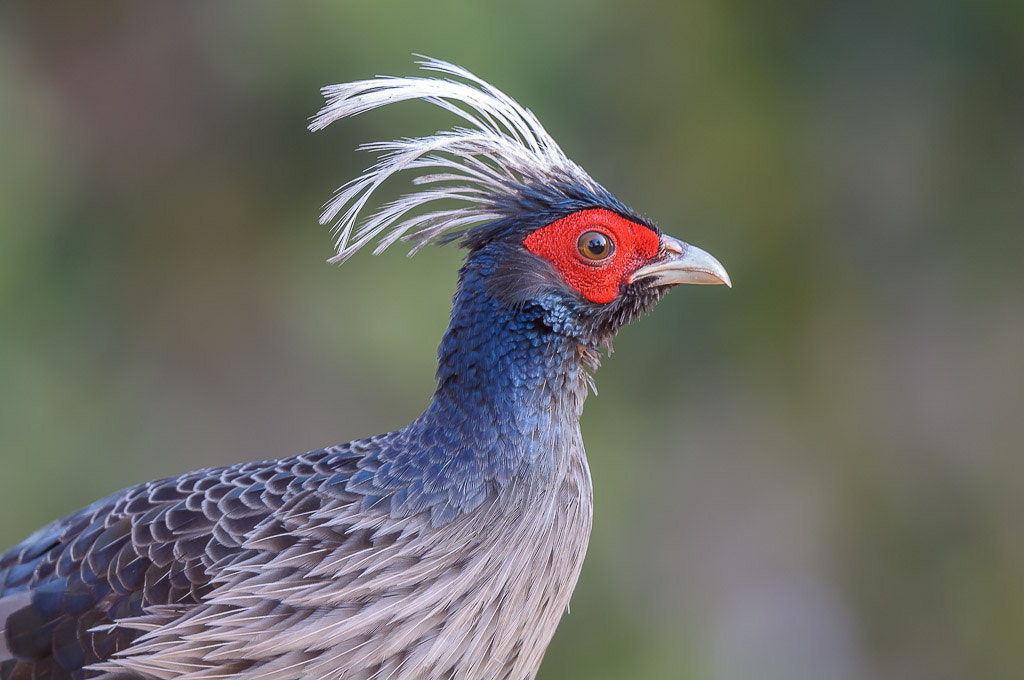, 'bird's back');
0,447,361,680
